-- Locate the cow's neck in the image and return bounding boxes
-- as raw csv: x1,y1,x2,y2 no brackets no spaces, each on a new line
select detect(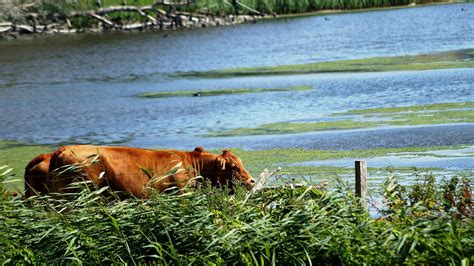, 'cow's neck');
189,153,219,184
